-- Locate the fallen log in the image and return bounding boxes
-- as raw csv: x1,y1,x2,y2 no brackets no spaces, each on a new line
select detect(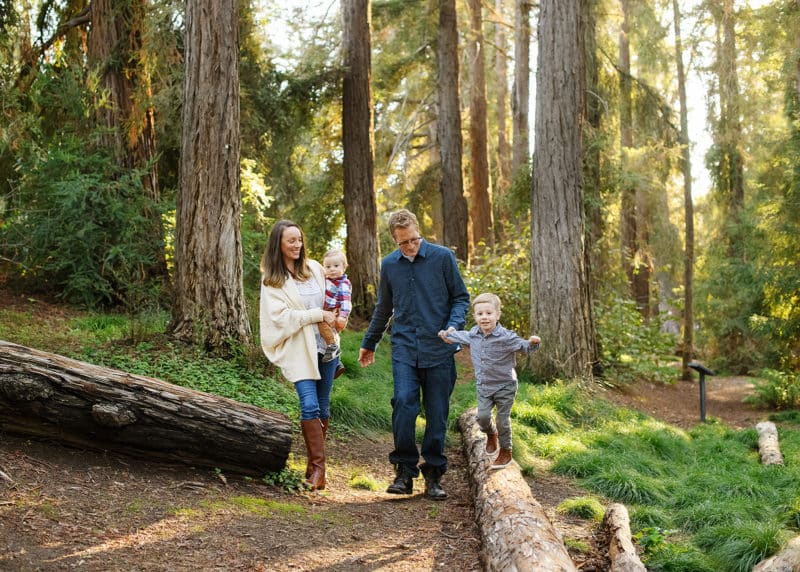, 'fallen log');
0,340,291,476
753,535,800,571
756,421,784,466
458,408,577,572
603,503,646,572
